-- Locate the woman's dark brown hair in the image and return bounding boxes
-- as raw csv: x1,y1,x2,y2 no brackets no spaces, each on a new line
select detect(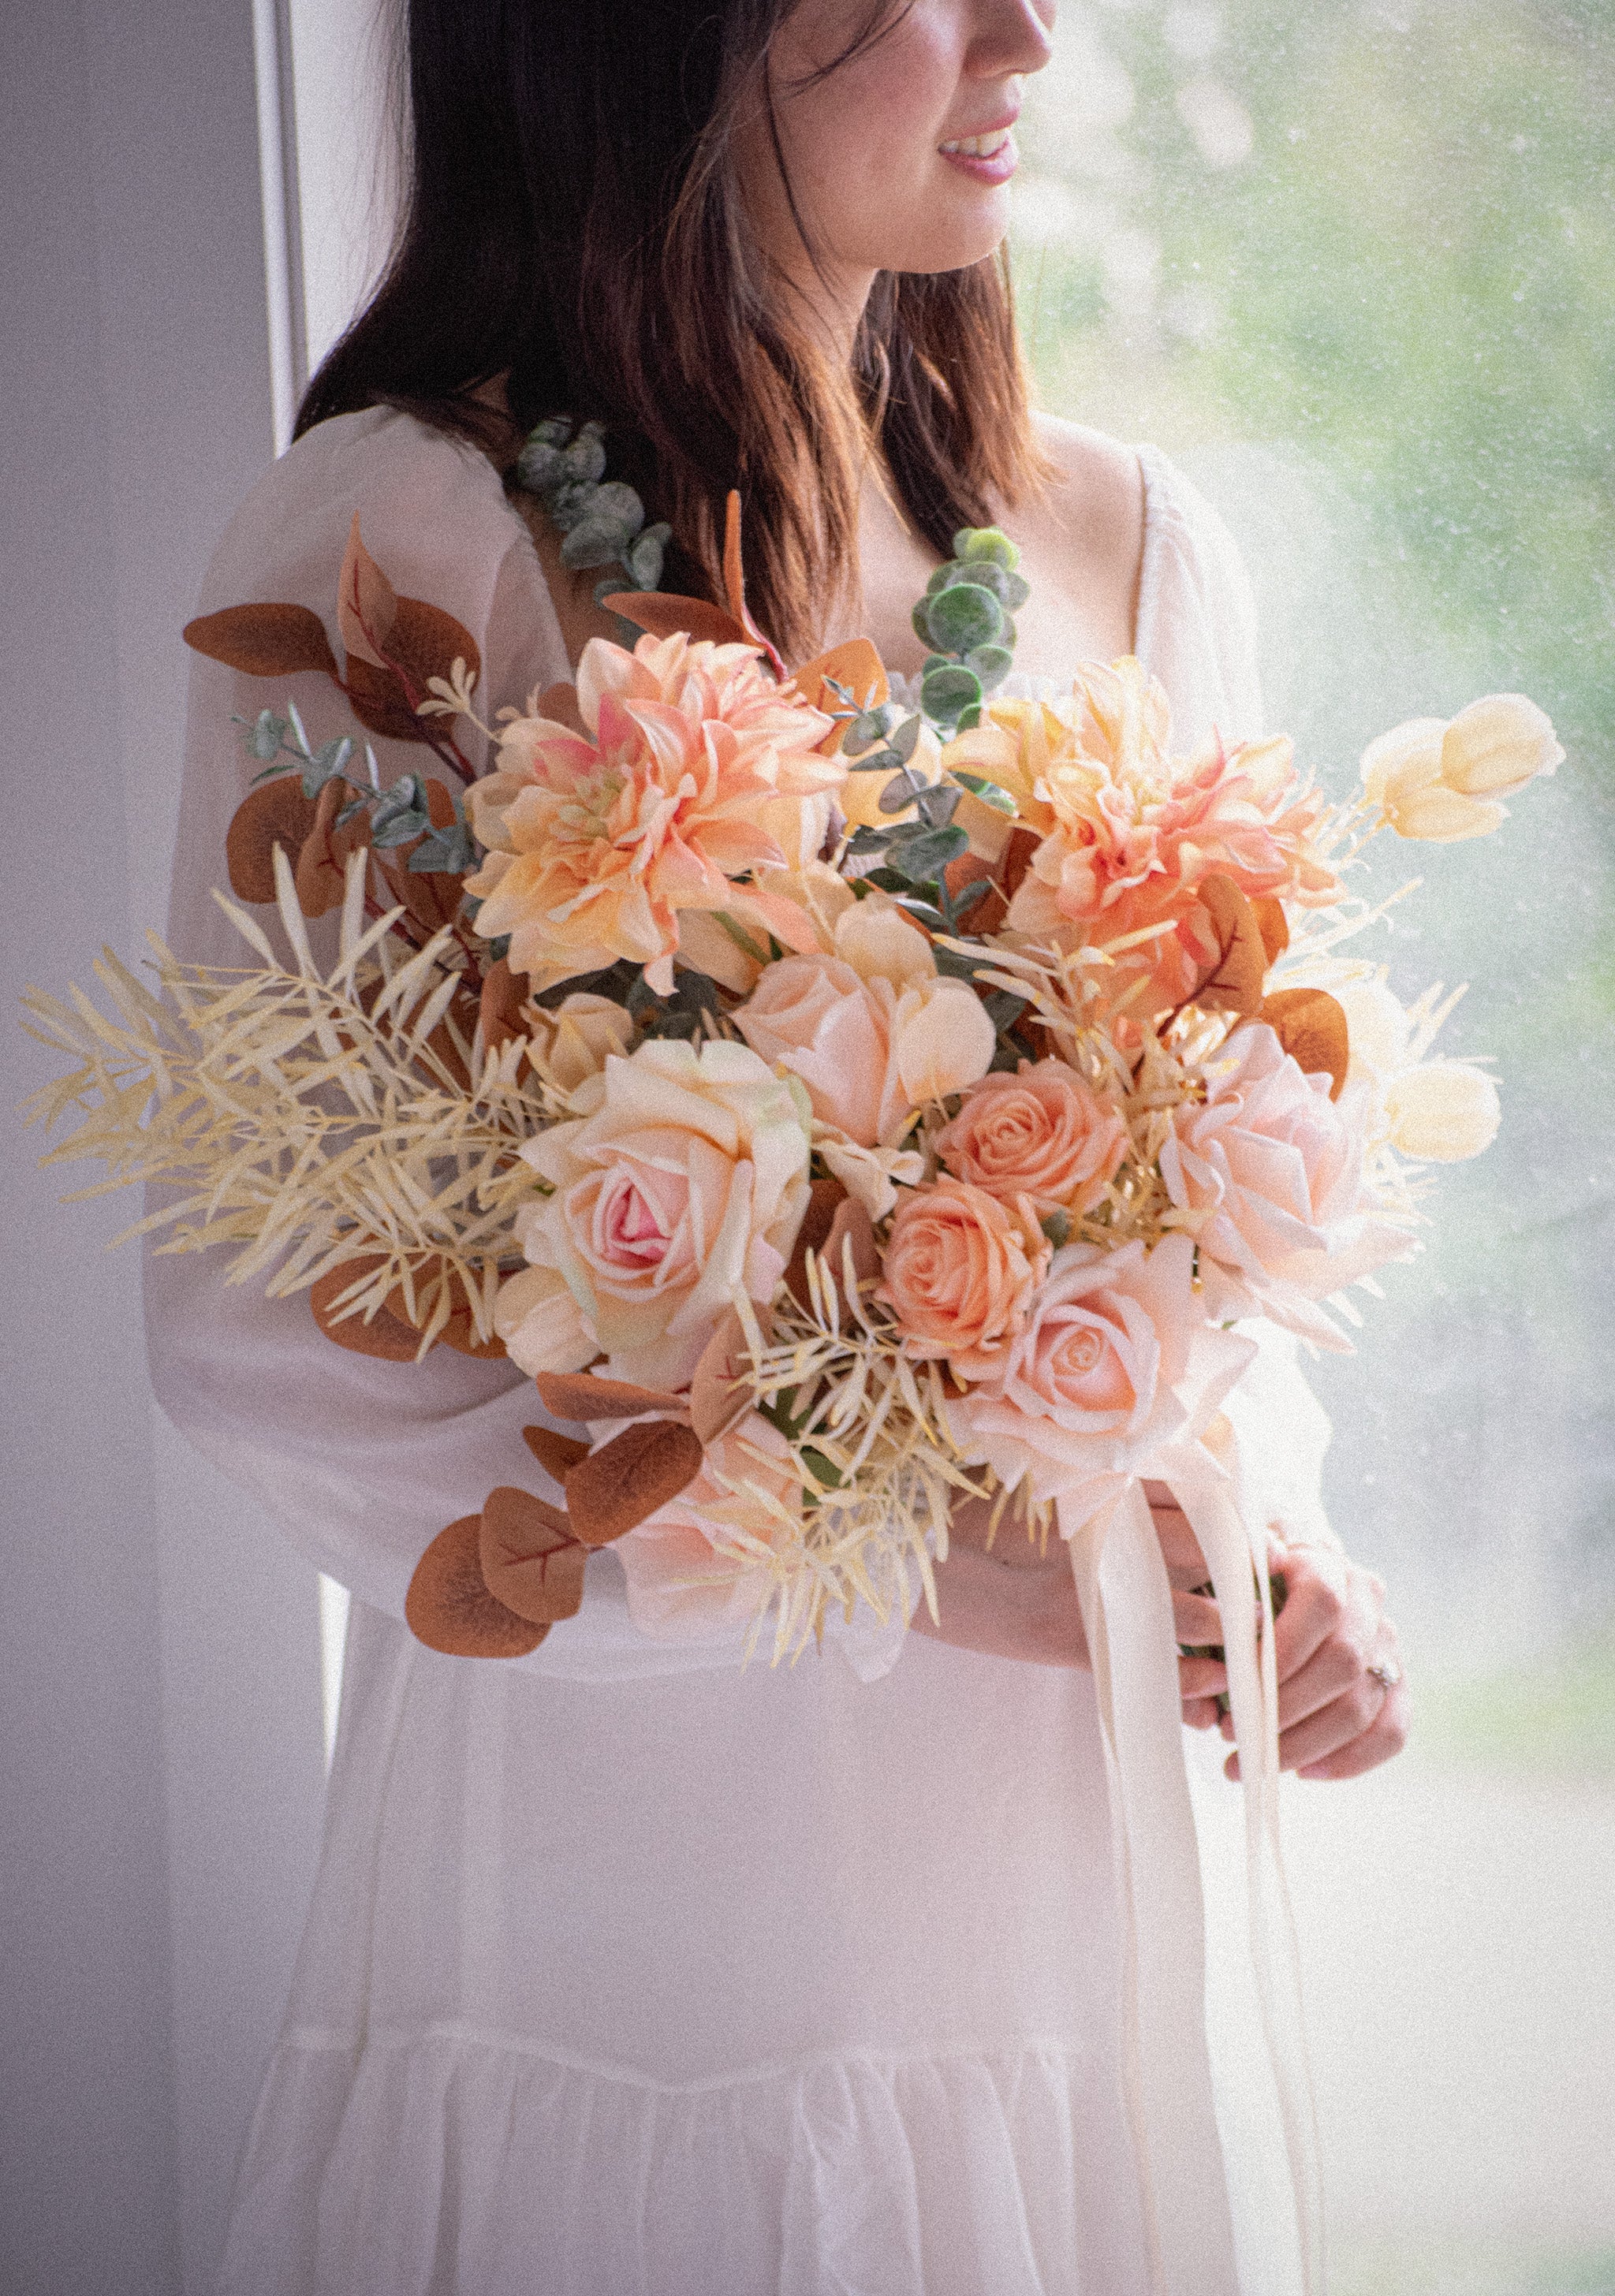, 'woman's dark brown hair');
297,0,1050,659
